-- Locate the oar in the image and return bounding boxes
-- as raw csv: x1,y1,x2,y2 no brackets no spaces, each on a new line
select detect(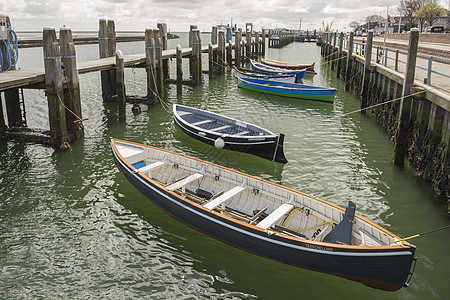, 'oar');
392,225,450,244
